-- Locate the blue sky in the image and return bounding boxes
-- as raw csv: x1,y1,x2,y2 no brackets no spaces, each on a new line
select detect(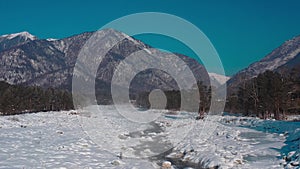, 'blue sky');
1,0,300,75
